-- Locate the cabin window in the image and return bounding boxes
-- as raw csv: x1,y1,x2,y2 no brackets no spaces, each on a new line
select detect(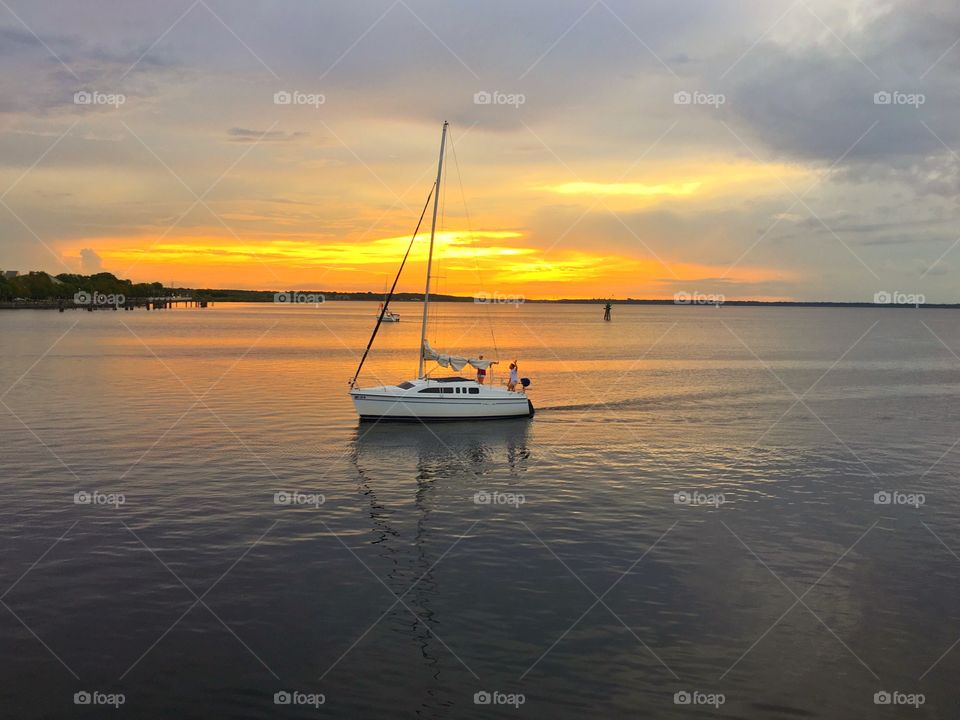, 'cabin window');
442,387,453,393
468,387,479,394
397,382,414,389
419,387,442,393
